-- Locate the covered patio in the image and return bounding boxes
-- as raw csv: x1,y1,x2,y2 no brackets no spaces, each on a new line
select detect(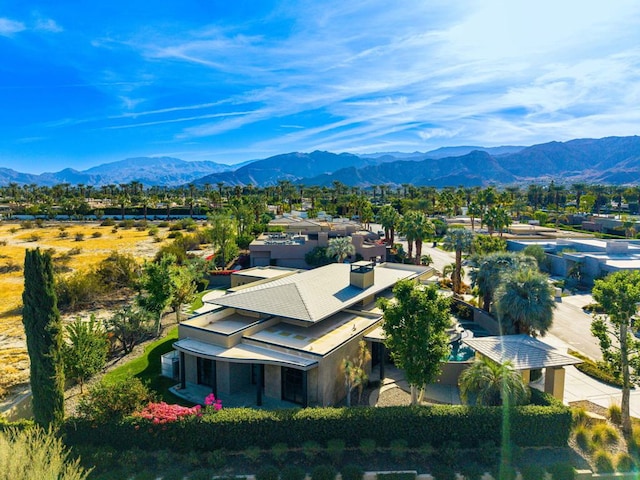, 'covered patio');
462,334,583,400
